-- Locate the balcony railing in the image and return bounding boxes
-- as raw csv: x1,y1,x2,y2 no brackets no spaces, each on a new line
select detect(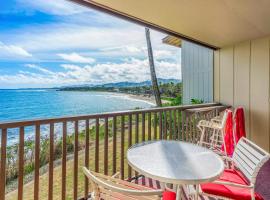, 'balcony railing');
0,103,224,200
